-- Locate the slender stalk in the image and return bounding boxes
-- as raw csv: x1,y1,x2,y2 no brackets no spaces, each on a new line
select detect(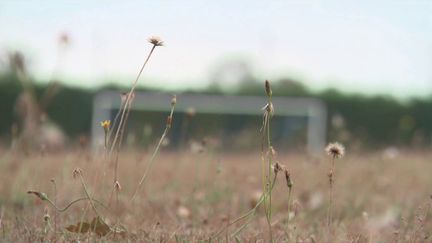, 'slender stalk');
79,175,102,219
285,187,292,238
43,197,107,213
130,104,175,202
327,156,336,228
212,173,278,239
265,97,273,242
106,97,127,147
109,45,156,156
51,179,57,241
106,42,160,213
